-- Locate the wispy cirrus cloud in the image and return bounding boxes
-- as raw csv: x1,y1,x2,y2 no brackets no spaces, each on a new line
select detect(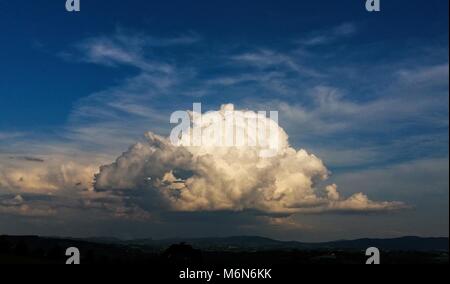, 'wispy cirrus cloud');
0,132,25,140
298,22,357,47
397,63,449,88
231,49,323,78
78,37,173,73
